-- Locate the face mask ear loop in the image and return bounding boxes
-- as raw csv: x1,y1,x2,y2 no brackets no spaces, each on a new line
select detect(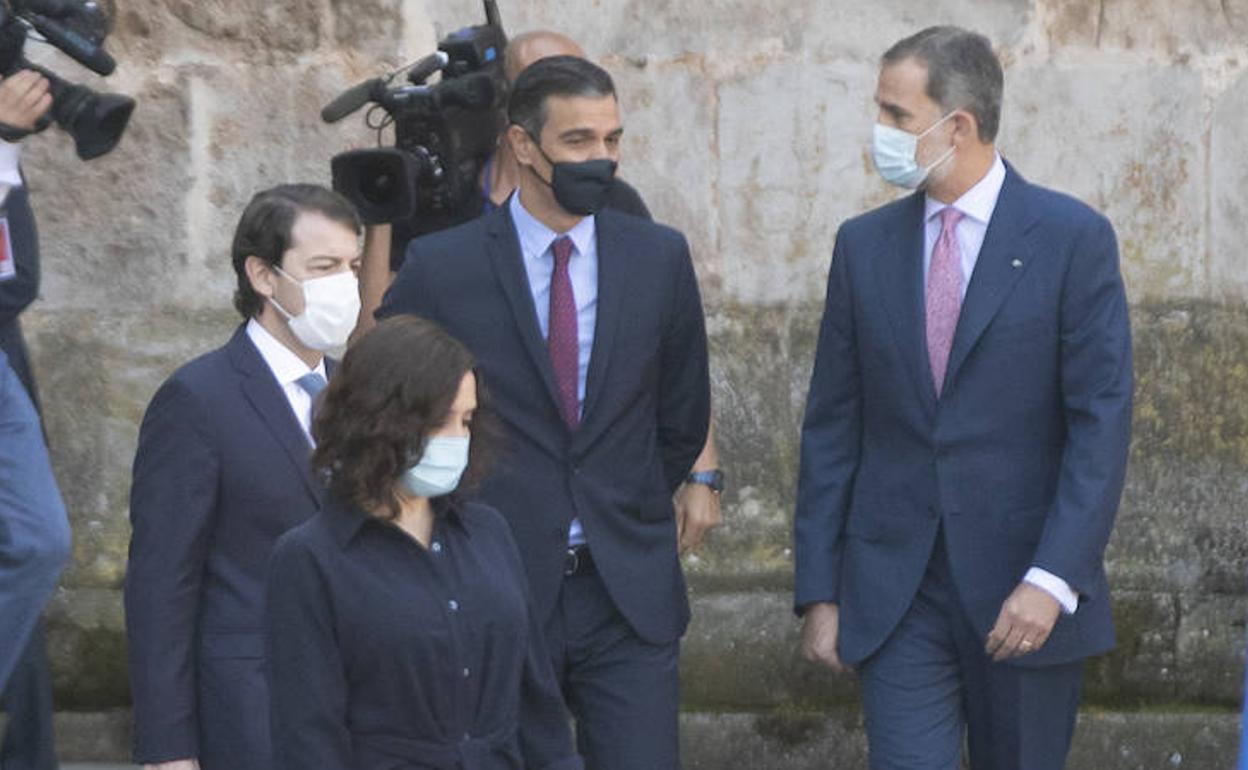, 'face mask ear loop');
266,263,301,321
523,131,557,190
917,111,958,176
